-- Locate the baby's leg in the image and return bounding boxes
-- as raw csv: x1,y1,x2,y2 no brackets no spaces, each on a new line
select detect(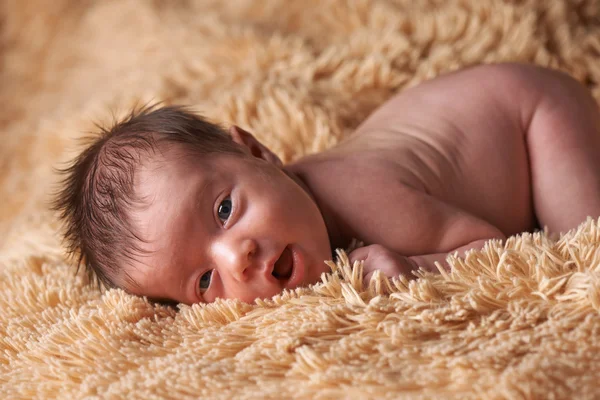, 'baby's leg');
519,66,600,234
